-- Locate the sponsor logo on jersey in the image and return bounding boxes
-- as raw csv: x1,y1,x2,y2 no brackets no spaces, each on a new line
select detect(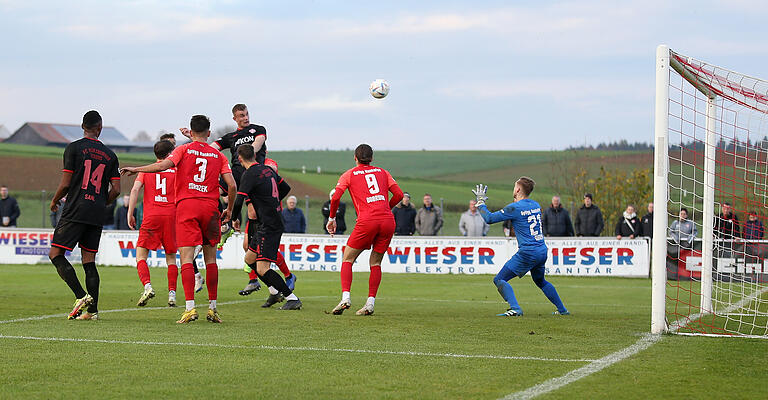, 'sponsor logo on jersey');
234,136,255,147
353,168,382,176
186,148,219,158
154,195,168,203
188,183,209,193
